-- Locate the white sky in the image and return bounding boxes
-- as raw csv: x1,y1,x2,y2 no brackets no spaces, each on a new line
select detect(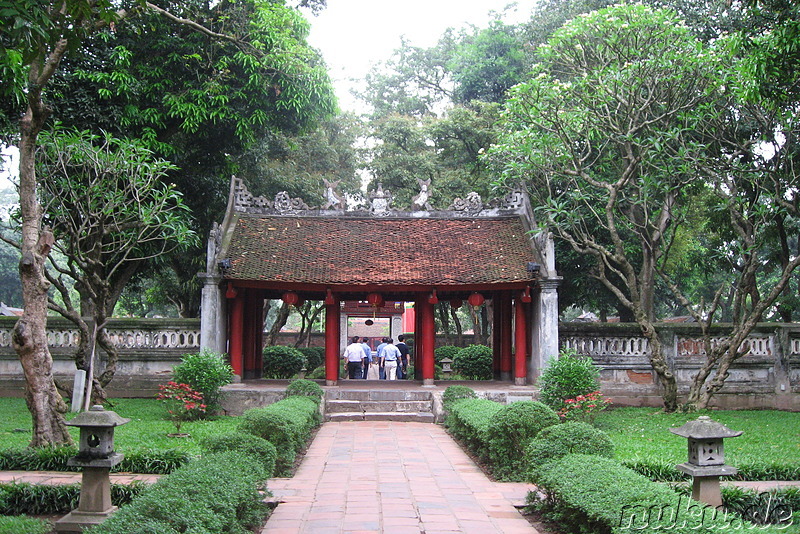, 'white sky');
306,0,538,113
